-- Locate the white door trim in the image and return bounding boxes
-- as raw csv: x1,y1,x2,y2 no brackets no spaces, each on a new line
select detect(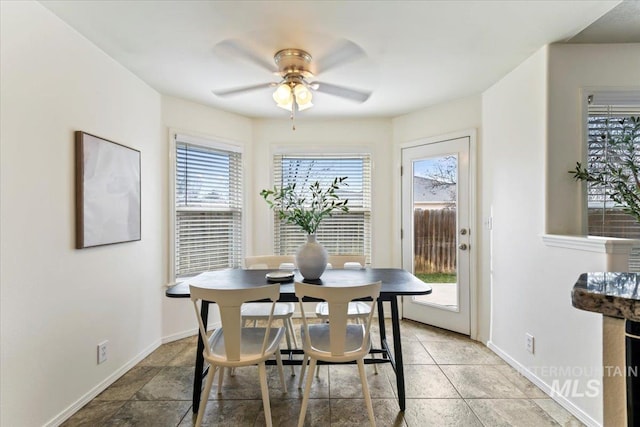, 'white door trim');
399,128,478,340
